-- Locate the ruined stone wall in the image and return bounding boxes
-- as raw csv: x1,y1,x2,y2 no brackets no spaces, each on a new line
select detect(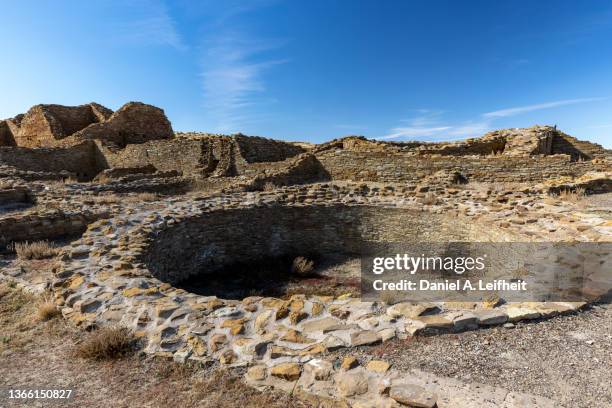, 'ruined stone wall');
68,102,173,147
143,204,514,284
0,142,101,180
233,134,306,163
144,205,483,284
551,131,608,160
11,103,111,148
0,211,104,250
246,153,331,189
315,151,600,183
95,138,212,177
0,121,16,146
